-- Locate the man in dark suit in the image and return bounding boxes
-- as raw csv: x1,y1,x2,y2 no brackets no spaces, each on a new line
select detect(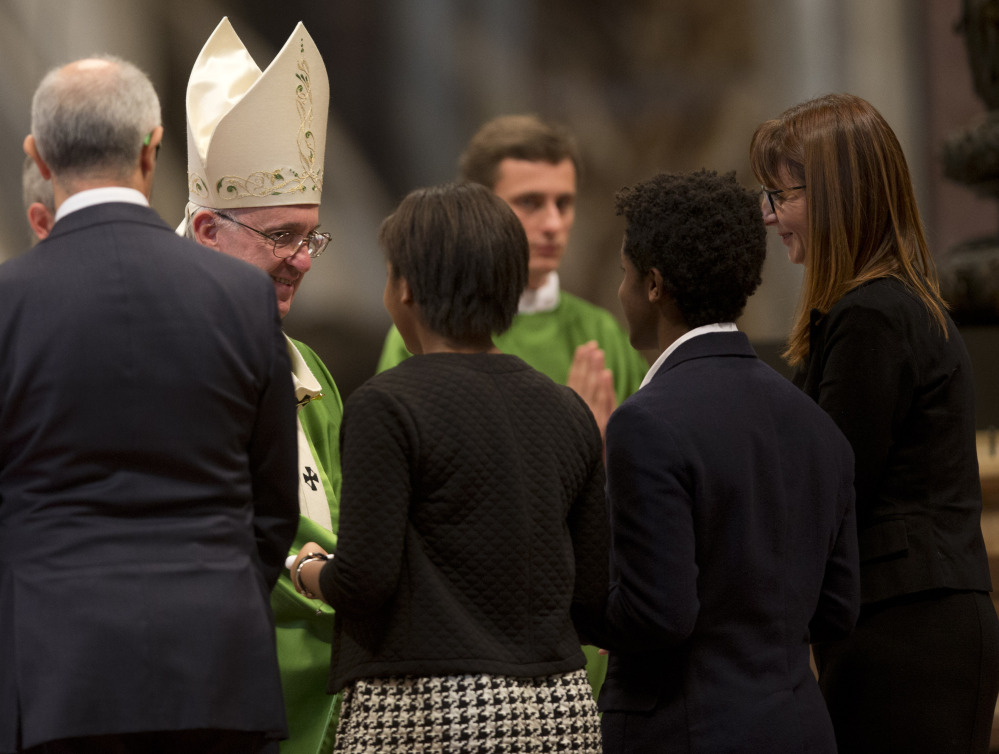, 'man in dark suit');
0,55,299,753
599,170,860,753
